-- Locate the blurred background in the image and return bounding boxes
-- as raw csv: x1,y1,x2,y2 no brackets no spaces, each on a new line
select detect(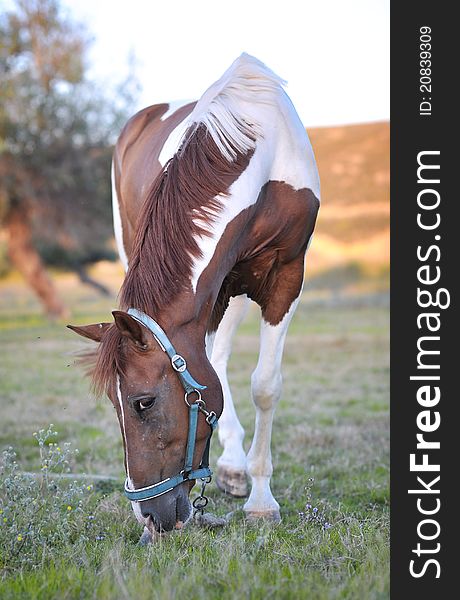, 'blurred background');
0,0,389,317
